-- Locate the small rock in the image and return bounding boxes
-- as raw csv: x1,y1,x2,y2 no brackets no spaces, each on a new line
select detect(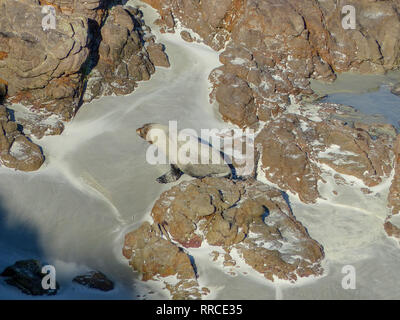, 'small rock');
391,83,400,96
384,219,400,241
388,136,400,215
72,271,114,292
1,260,58,296
180,31,193,42
146,43,170,68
